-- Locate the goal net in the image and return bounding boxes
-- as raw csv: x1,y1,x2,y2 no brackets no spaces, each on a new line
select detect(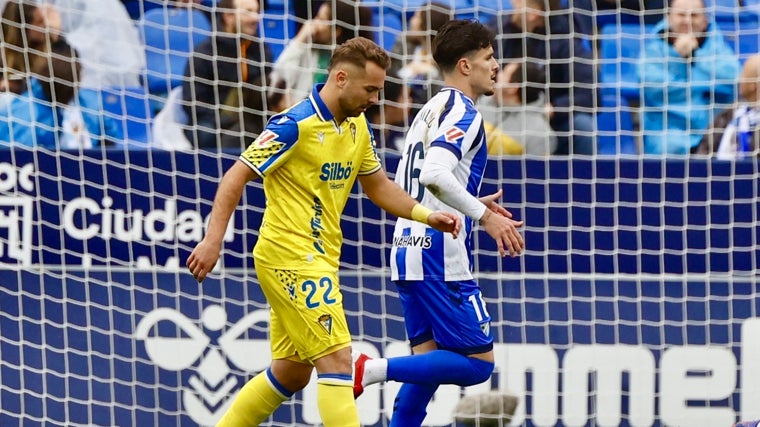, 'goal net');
1,0,759,426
